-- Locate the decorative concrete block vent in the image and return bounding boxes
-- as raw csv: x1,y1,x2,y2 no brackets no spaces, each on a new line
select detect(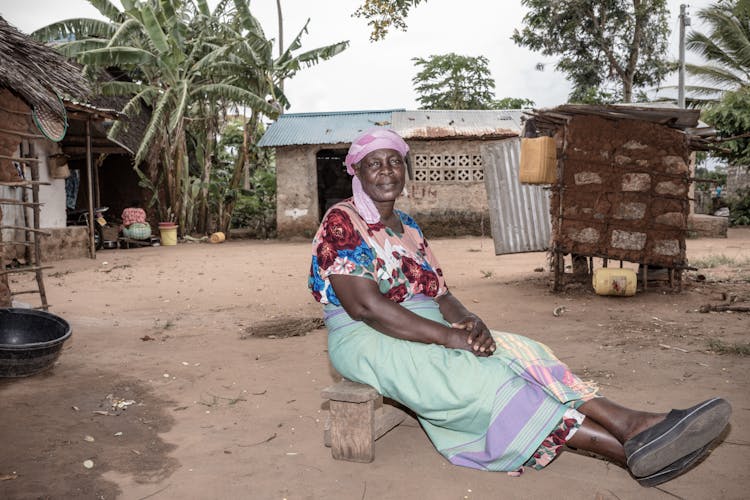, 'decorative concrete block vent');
529,104,714,290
